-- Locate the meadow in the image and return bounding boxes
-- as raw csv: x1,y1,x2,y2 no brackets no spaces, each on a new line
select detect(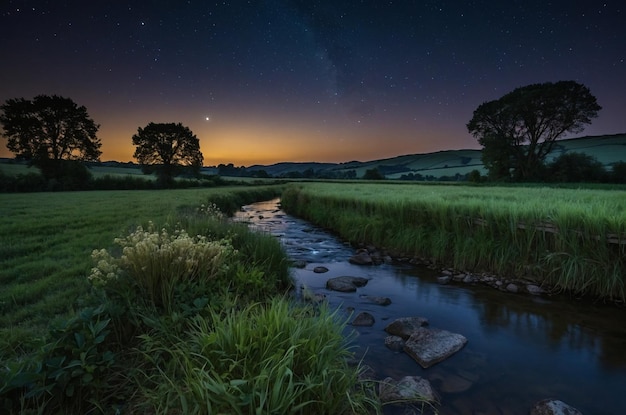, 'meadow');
0,185,382,414
0,186,276,343
0,161,146,179
281,182,626,301
2,178,623,412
